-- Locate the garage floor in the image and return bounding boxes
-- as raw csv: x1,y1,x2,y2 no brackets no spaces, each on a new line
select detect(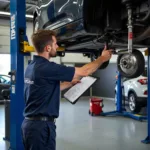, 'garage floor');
0,98,150,150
